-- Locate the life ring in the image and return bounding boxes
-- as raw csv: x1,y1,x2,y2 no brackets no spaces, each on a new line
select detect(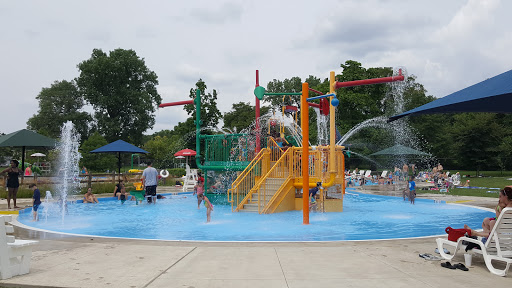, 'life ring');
160,169,169,178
